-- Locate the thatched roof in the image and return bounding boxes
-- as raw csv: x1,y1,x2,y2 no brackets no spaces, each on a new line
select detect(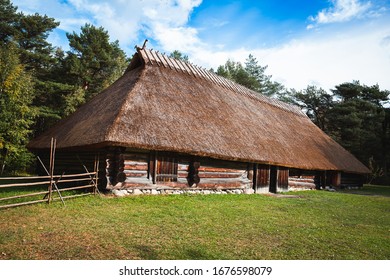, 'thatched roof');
28,47,370,174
